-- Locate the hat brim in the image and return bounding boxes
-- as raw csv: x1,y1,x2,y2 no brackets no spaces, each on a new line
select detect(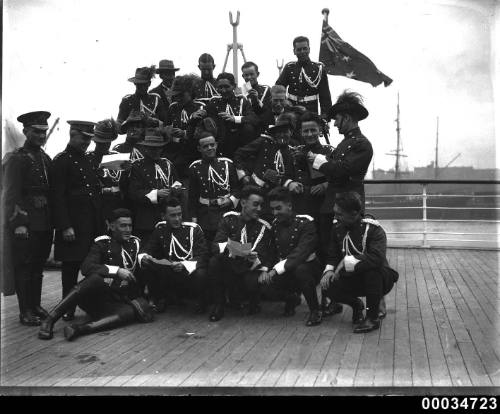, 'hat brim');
137,140,167,147
156,68,180,73
328,103,368,121
92,135,116,143
31,125,49,130
128,77,151,84
268,124,291,133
